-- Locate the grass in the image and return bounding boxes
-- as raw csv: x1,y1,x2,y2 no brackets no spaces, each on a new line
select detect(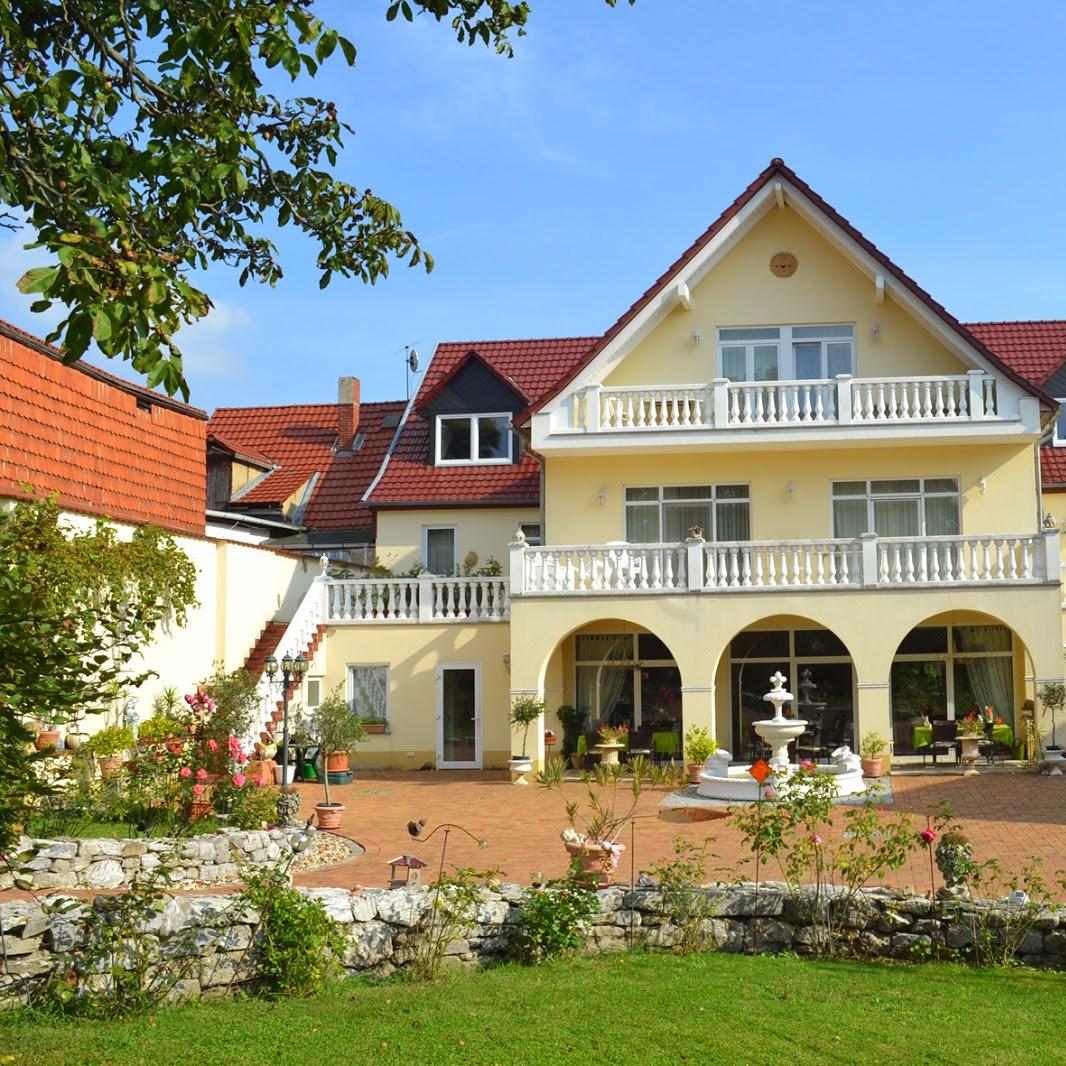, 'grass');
1,952,1063,1065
